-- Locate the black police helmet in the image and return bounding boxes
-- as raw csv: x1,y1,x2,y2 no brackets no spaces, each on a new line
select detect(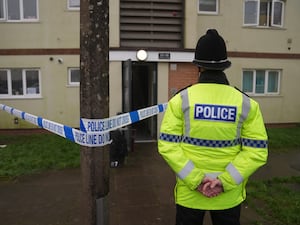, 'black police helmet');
193,29,231,70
